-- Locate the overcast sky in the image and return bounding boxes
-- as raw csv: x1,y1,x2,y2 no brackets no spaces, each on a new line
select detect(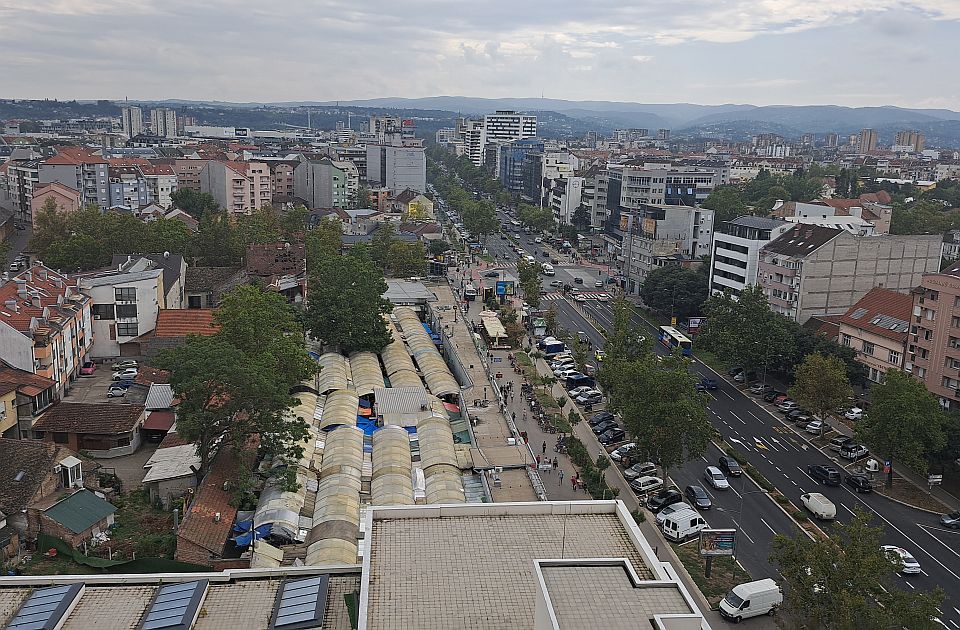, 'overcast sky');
2,1,959,109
